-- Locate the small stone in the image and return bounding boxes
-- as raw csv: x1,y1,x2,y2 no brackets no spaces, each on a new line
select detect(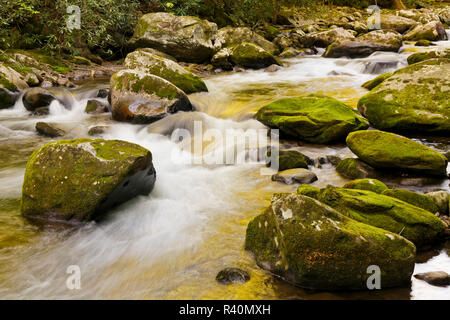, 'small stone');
414,271,450,287
35,122,65,138
272,168,318,185
216,268,250,284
